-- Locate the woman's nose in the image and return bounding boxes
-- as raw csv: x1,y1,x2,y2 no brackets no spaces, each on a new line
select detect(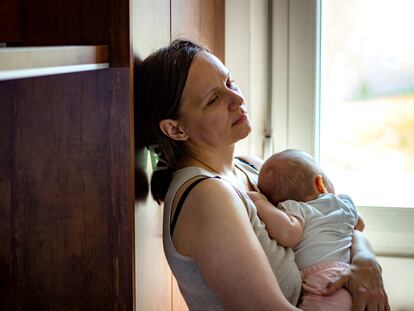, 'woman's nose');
227,91,244,111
